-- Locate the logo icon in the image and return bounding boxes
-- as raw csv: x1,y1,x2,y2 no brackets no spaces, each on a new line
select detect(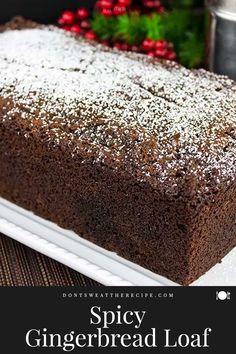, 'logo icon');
216,291,231,301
